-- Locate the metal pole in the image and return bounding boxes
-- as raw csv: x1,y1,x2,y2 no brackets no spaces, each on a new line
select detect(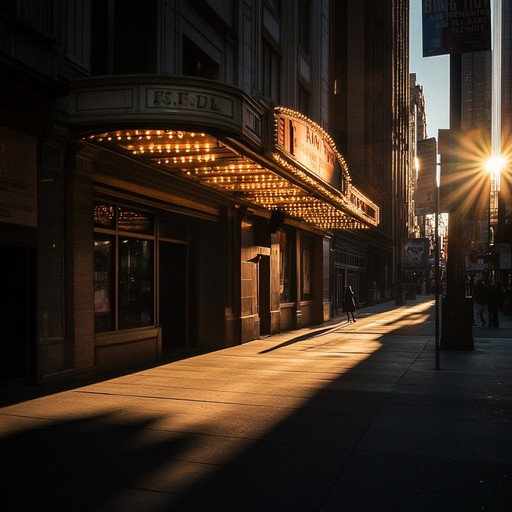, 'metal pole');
435,166,440,370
